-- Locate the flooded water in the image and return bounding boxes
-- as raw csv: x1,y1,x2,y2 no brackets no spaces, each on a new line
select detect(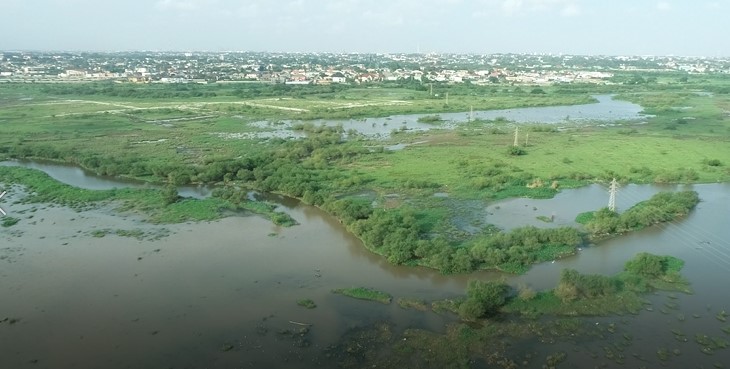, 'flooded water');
1,162,729,368
0,160,213,199
245,95,647,139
